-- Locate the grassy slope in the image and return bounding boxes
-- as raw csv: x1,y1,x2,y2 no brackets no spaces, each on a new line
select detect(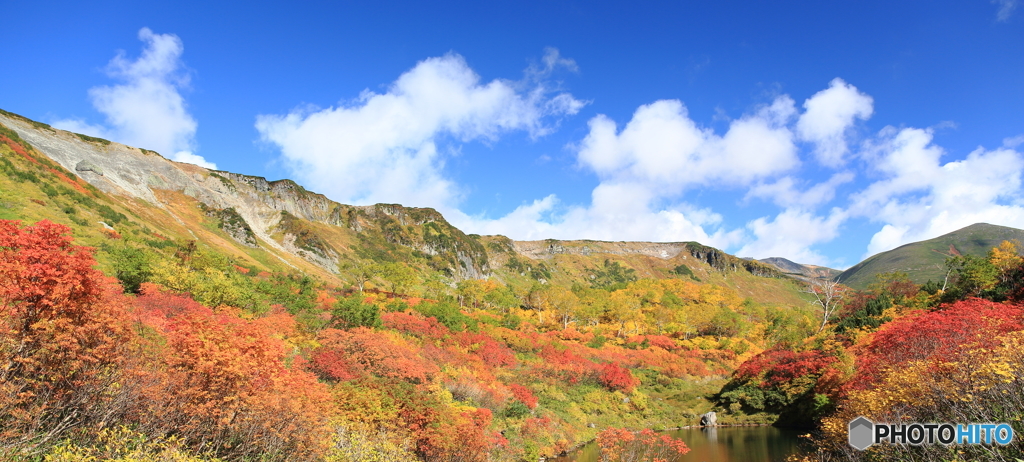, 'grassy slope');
837,223,1024,289
2,109,814,311
2,114,825,459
